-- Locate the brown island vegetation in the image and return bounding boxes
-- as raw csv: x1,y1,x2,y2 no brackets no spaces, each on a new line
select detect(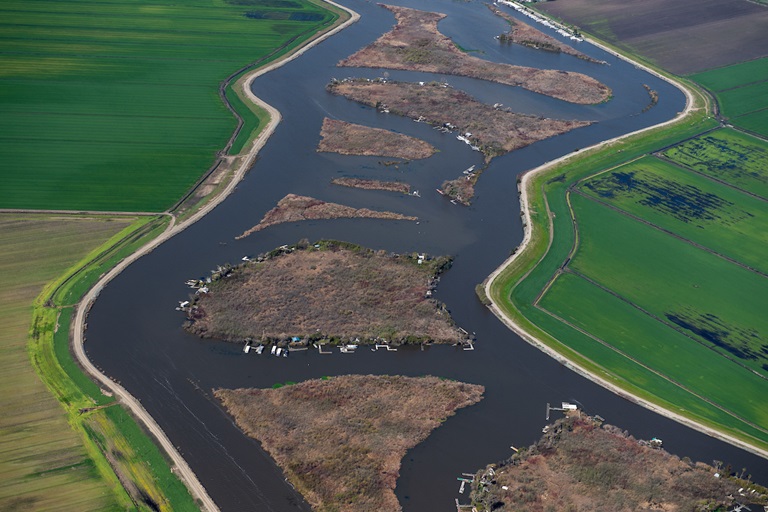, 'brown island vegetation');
216,375,484,512
338,5,610,105
236,194,416,238
470,414,768,512
440,166,481,205
318,118,436,159
332,177,410,194
328,78,591,160
185,240,466,345
488,5,603,64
